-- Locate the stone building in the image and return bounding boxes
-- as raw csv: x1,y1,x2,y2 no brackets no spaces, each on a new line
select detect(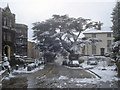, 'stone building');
15,24,28,56
1,5,28,60
1,5,16,60
81,27,114,56
27,41,39,59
